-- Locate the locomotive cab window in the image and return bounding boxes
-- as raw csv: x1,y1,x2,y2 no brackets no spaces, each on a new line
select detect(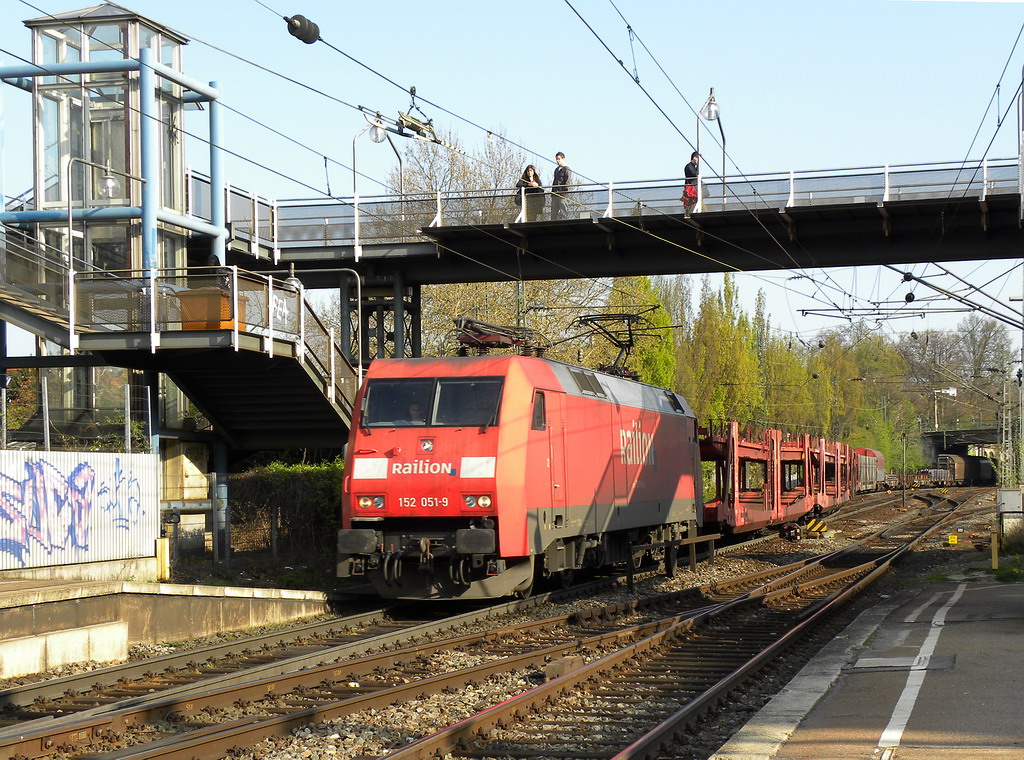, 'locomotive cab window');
363,378,434,426
433,378,503,427
531,391,546,430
